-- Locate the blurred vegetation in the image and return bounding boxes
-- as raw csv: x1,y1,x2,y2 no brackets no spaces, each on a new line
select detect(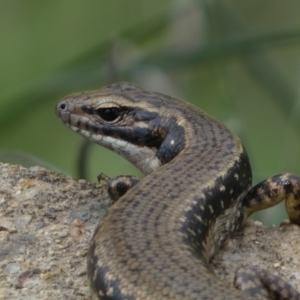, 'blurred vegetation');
1,0,300,225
